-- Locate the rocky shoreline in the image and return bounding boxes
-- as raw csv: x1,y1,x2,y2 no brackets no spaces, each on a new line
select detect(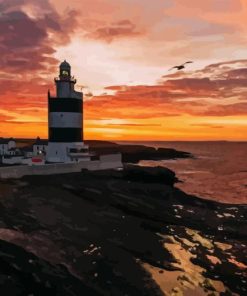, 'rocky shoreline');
86,140,193,163
0,165,246,295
